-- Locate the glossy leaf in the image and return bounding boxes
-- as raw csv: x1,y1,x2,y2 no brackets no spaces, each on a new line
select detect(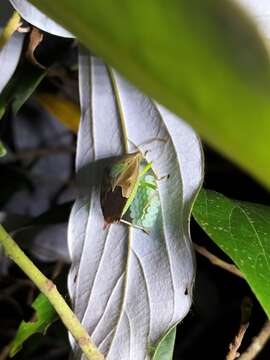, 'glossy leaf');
193,189,270,318
28,0,270,189
9,293,58,357
67,53,203,359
